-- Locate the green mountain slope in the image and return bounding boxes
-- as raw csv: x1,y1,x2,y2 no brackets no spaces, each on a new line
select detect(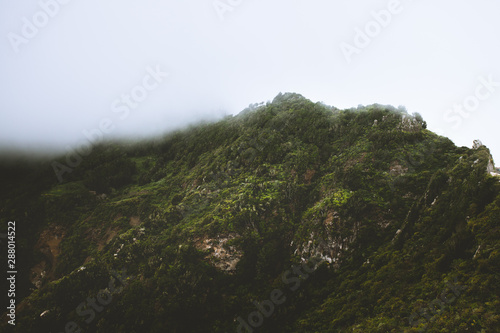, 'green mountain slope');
1,93,499,332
